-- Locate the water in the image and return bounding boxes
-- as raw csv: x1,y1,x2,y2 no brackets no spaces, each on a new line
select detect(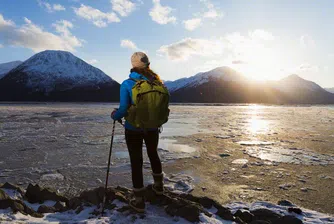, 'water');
0,103,333,194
